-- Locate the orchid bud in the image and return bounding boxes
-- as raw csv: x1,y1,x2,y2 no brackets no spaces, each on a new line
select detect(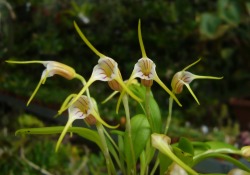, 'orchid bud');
171,59,223,105
241,146,250,158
